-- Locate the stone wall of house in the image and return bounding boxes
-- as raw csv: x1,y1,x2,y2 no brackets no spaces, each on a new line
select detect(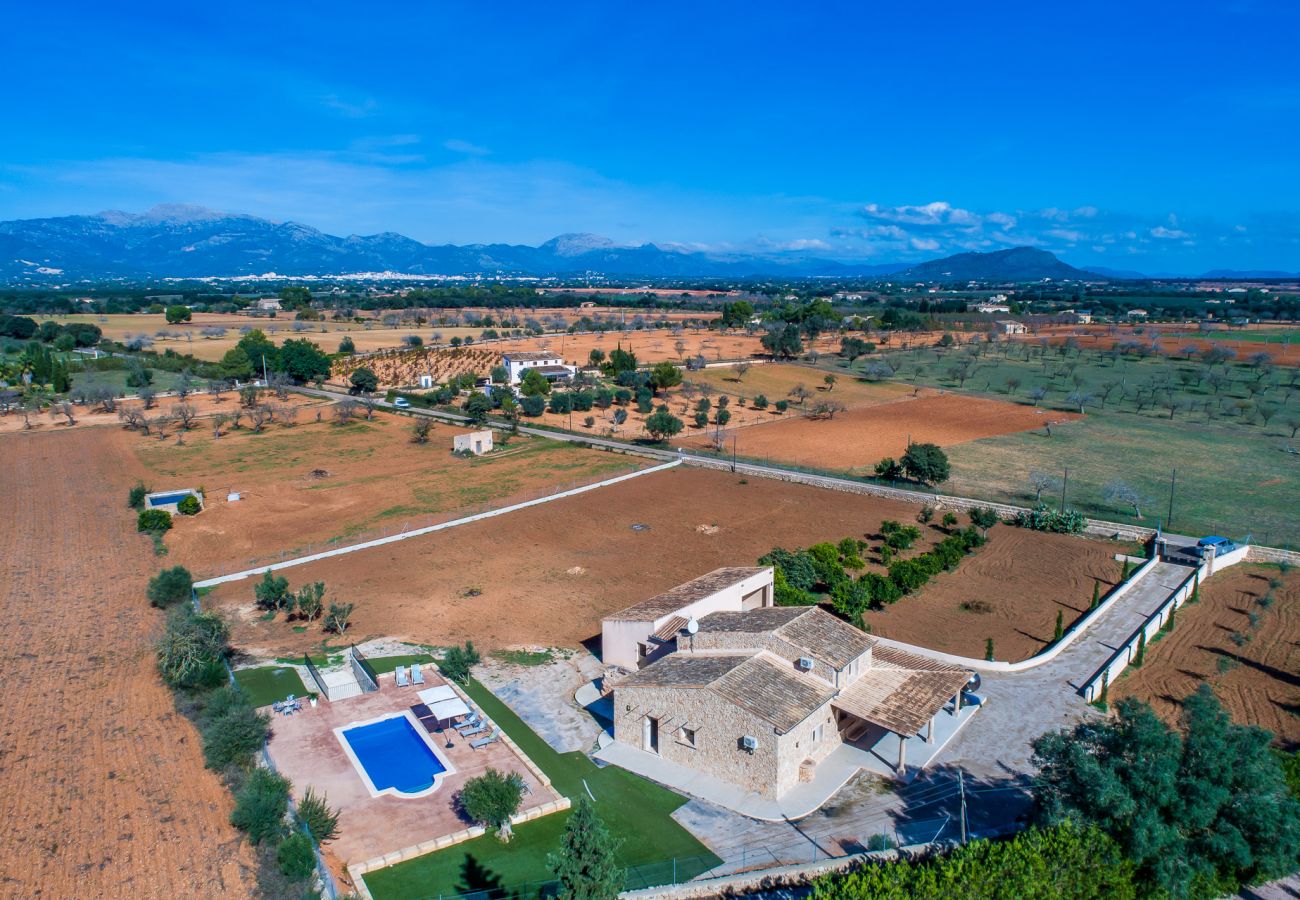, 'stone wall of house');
774,702,840,796
613,684,782,798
